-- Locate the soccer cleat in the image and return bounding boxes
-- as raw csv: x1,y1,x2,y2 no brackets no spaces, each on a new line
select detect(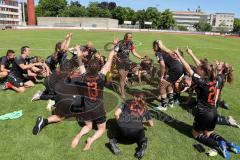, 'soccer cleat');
206,149,218,157
168,101,174,108
2,82,12,90
31,90,43,101
135,141,147,159
219,100,229,109
154,105,167,111
219,141,231,160
228,116,240,128
32,116,46,135
226,142,240,154
108,138,121,155
46,100,55,111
